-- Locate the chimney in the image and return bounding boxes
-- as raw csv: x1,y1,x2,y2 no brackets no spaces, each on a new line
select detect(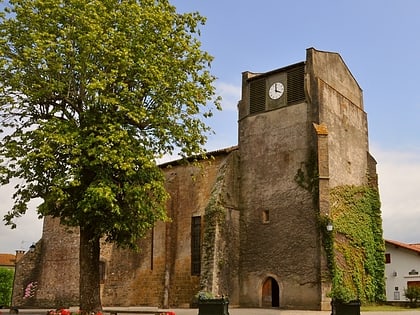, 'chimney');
15,250,25,263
